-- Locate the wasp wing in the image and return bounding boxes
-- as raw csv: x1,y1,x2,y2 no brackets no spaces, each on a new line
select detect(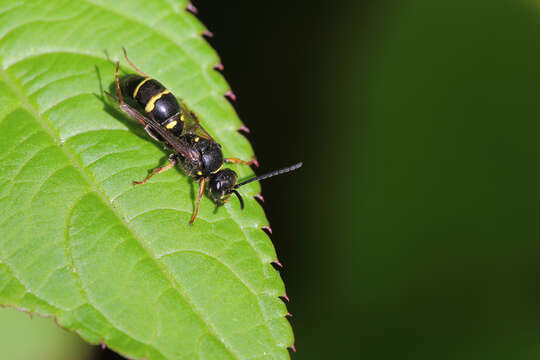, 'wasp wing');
177,98,216,143
117,101,200,163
